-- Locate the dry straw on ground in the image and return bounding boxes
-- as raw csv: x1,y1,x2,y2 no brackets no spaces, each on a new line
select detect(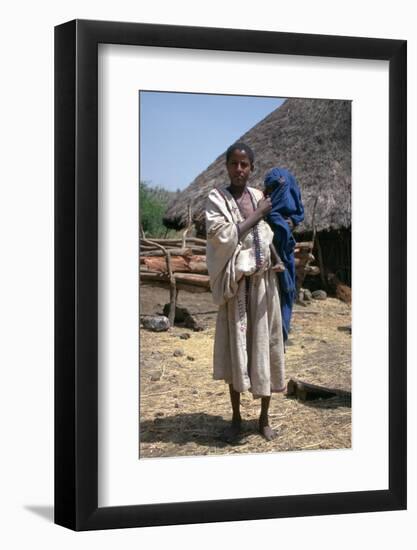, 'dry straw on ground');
139,287,351,458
